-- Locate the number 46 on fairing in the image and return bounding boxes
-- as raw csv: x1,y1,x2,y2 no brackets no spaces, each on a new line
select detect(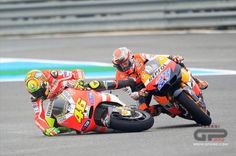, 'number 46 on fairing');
74,98,86,123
